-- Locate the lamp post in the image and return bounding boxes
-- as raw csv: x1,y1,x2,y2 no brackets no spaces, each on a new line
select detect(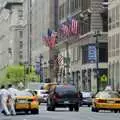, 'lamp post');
93,30,101,92
43,61,47,82
39,54,43,82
